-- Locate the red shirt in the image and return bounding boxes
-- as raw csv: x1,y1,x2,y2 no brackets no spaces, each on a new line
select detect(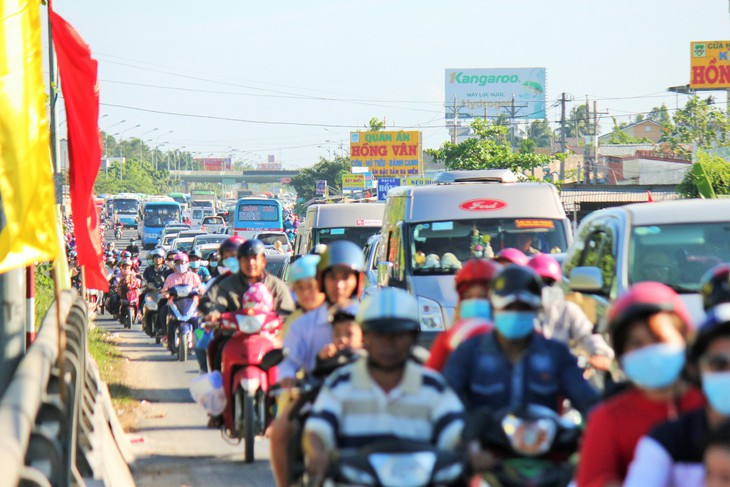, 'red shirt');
425,318,491,371
576,386,705,487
